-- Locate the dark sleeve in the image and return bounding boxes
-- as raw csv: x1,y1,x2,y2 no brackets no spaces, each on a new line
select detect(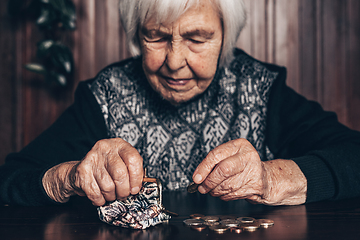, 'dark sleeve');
266,67,360,203
0,80,108,206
